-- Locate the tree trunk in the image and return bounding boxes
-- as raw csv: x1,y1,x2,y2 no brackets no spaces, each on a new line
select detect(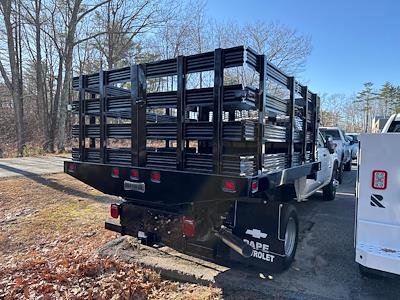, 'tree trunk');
57,0,81,151
34,0,49,148
0,0,25,155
